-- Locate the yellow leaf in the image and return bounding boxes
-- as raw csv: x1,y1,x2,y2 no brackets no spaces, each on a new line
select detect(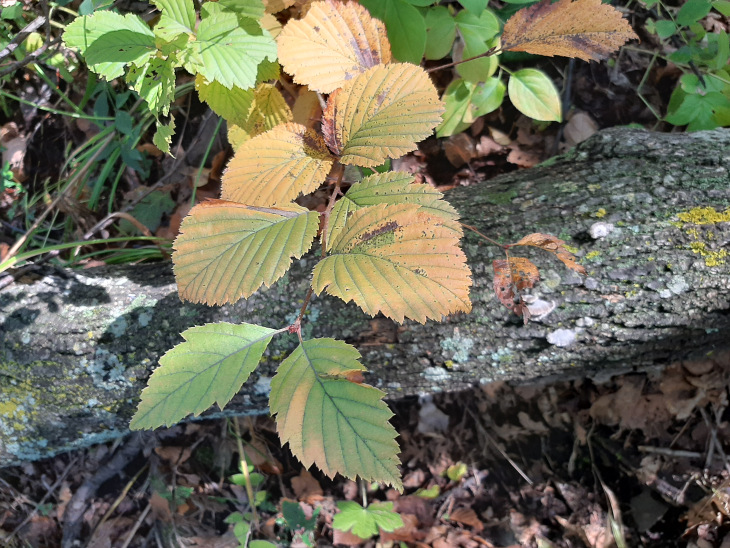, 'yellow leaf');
326,171,461,249
222,122,334,206
278,0,391,93
197,79,292,136
263,0,295,14
313,203,471,323
227,124,249,150
322,63,444,167
501,0,638,62
243,83,293,137
173,200,319,305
